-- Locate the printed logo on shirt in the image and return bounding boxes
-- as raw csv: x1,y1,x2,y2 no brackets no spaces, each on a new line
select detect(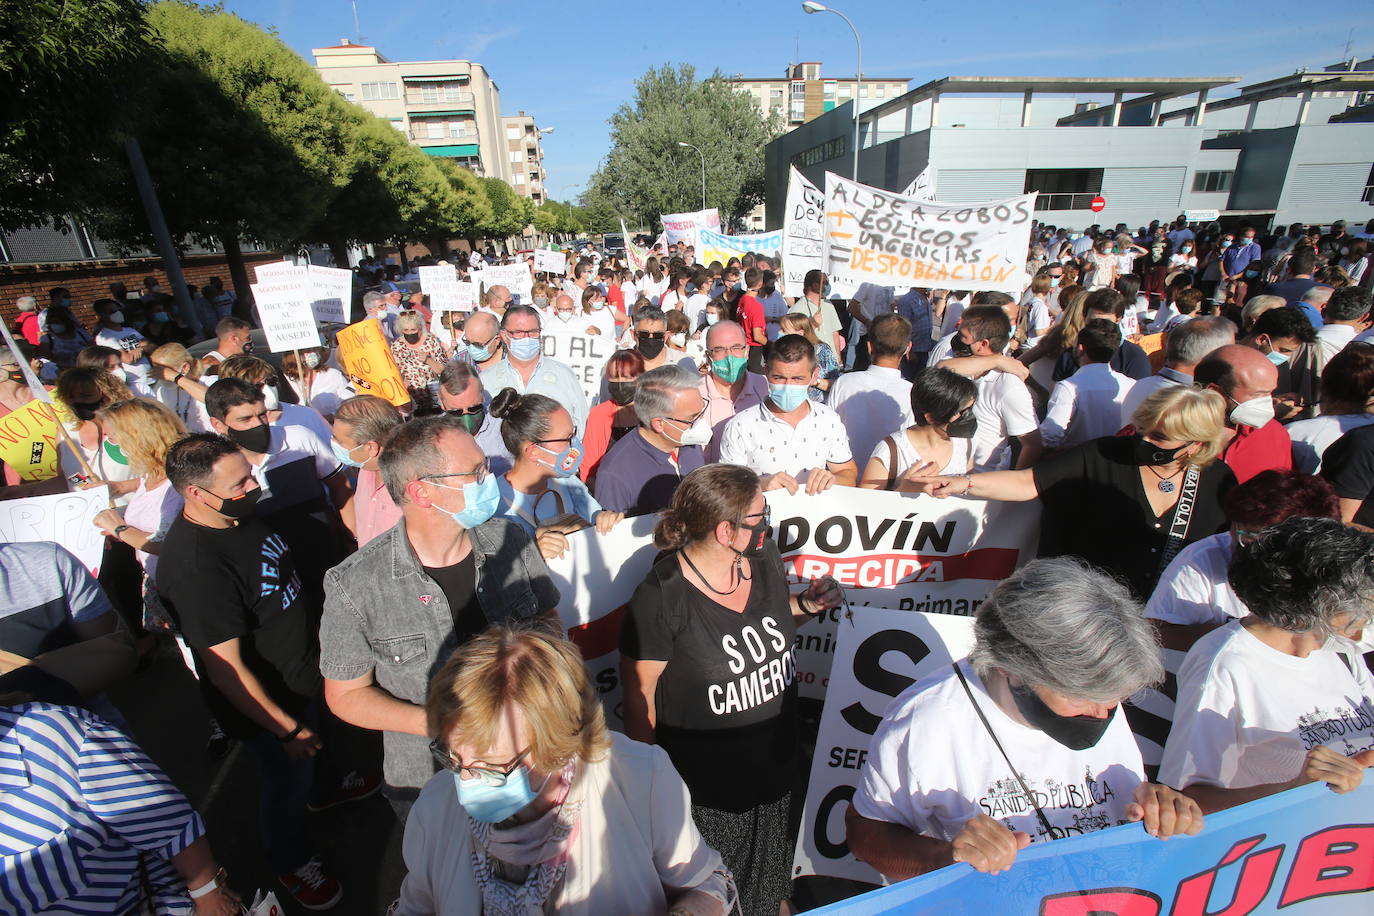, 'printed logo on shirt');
709,615,796,715
1296,699,1374,753
978,766,1126,841
419,595,434,605
259,533,302,608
